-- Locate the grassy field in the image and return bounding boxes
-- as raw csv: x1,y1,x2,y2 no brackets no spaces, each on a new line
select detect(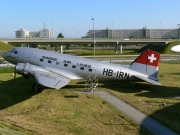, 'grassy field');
0,70,150,134
159,41,180,54
0,62,180,134
0,42,179,134
0,42,14,56
103,62,180,134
